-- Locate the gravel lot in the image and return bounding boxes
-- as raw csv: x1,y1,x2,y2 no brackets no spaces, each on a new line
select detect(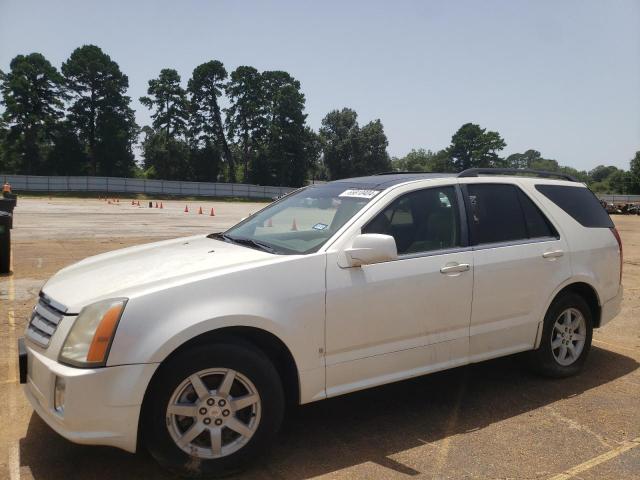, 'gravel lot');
1,197,638,479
